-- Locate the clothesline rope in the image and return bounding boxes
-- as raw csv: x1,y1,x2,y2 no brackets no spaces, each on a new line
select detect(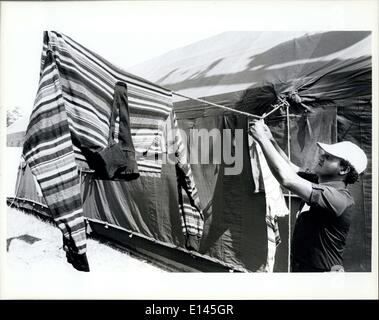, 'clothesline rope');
172,91,290,119
262,97,290,119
